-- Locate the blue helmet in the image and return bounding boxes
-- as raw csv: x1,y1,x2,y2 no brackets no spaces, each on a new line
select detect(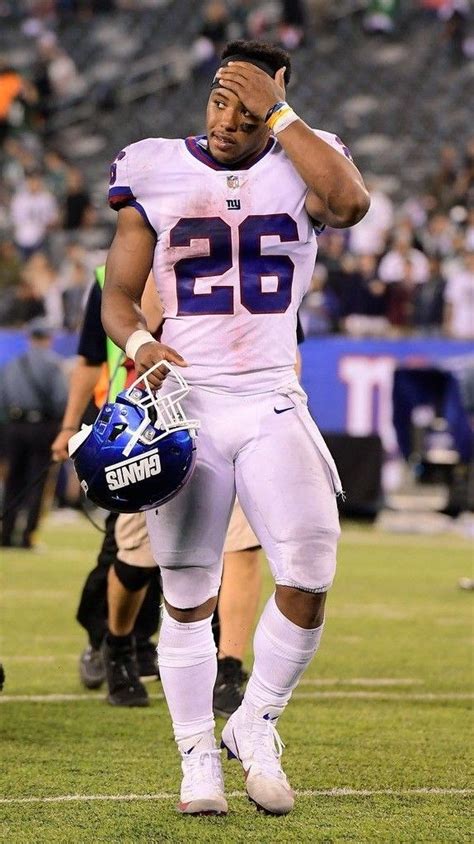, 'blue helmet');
68,362,199,513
